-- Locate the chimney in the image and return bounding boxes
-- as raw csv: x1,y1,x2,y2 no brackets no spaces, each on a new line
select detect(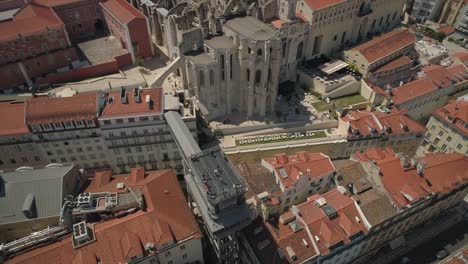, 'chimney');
130,167,145,183
297,151,308,162
120,88,128,104
95,170,112,187
275,154,288,164
134,87,141,103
